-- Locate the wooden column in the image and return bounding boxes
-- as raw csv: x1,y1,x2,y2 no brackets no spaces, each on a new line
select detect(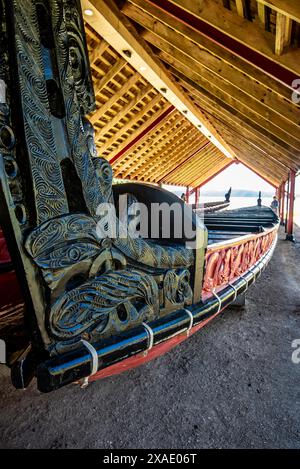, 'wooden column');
286,170,296,241
285,176,290,231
